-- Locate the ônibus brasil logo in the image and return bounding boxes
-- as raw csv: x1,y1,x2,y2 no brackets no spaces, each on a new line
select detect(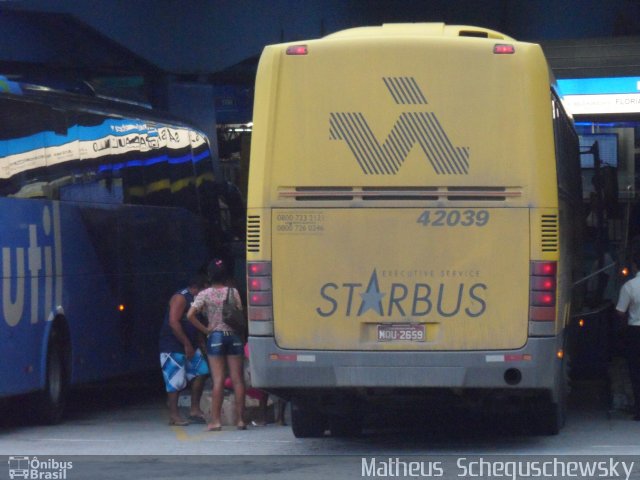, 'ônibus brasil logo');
329,77,470,175
8,456,73,479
